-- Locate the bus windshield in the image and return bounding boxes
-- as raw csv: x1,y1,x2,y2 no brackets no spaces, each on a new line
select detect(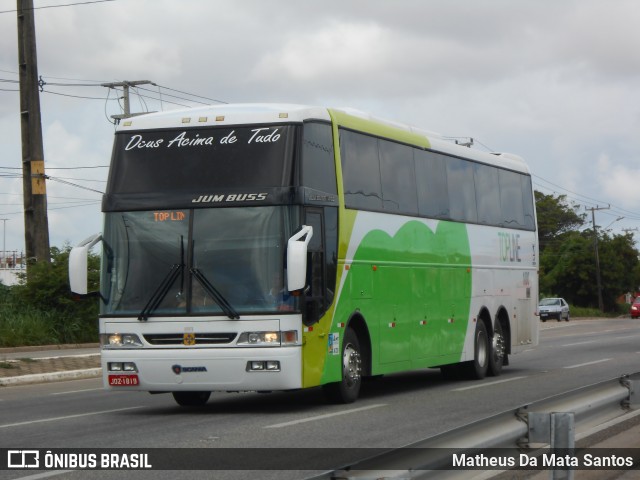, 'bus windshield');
100,206,300,317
